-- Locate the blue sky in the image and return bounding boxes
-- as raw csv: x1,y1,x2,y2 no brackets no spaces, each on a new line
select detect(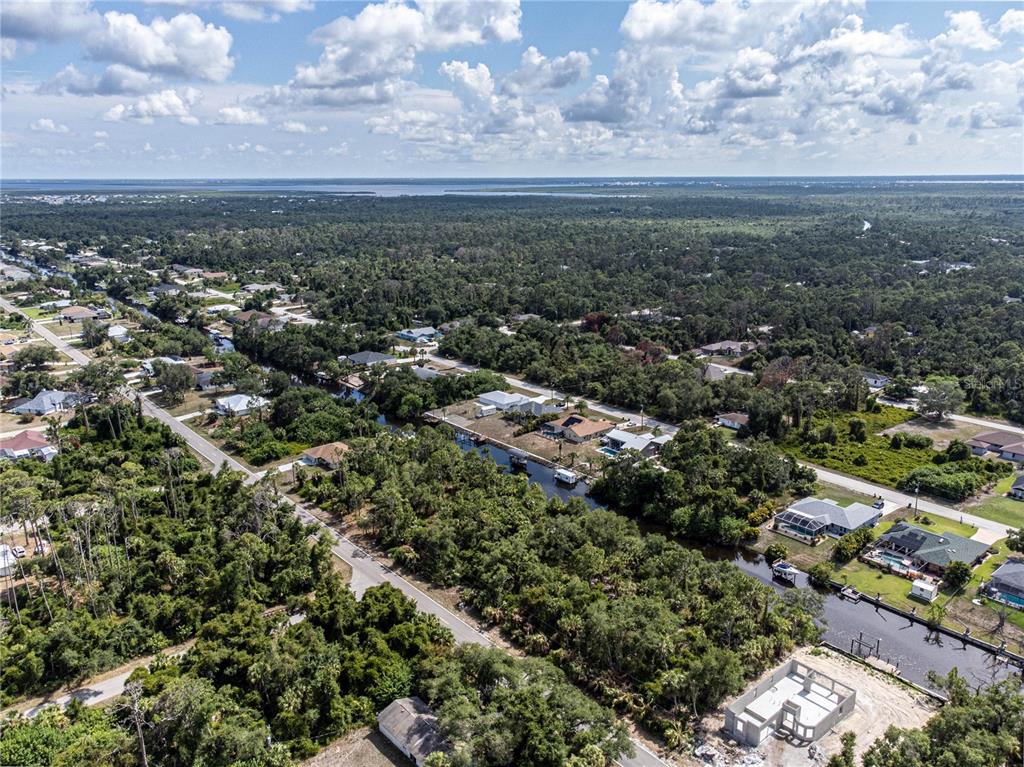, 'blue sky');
1,0,1022,178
